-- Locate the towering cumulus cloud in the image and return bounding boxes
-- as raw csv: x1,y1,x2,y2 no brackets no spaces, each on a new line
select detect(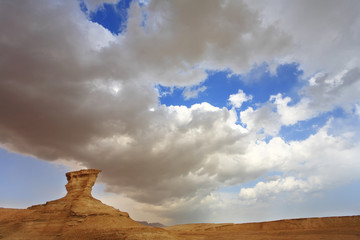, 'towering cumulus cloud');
1,0,359,224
